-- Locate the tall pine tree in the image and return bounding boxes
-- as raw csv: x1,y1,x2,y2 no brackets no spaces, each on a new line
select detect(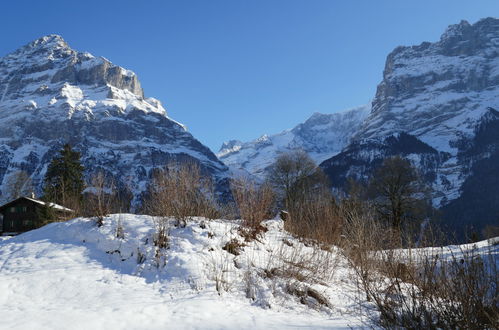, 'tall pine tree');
43,144,85,207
